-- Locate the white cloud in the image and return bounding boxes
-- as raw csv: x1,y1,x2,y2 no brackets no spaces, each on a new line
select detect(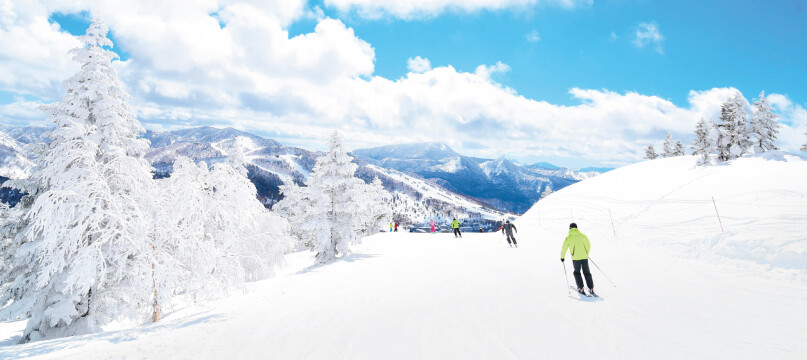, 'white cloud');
525,29,540,43
610,31,618,40
324,0,591,19
634,22,664,54
407,56,431,73
0,99,46,126
0,1,81,98
2,1,806,167
765,93,807,151
474,61,511,81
